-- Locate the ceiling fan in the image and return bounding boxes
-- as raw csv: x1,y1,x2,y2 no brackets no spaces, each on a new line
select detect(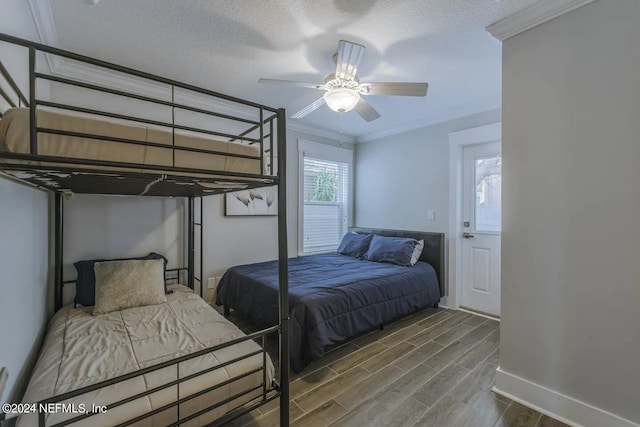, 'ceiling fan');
258,40,429,122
